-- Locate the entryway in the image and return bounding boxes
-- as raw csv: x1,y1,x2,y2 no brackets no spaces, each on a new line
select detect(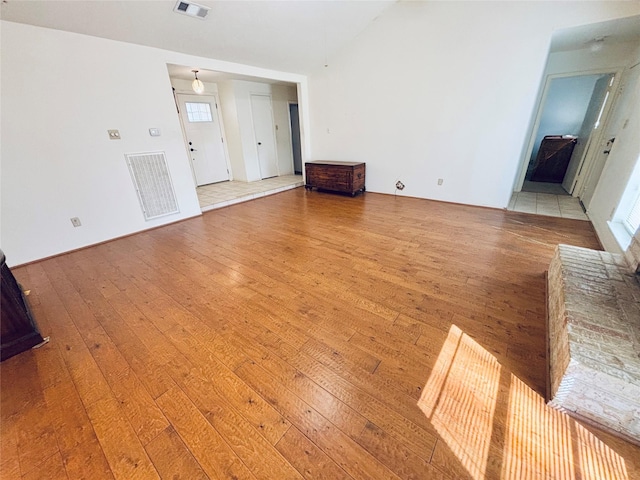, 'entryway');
507,191,588,220
176,93,230,186
515,70,619,211
196,174,303,212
